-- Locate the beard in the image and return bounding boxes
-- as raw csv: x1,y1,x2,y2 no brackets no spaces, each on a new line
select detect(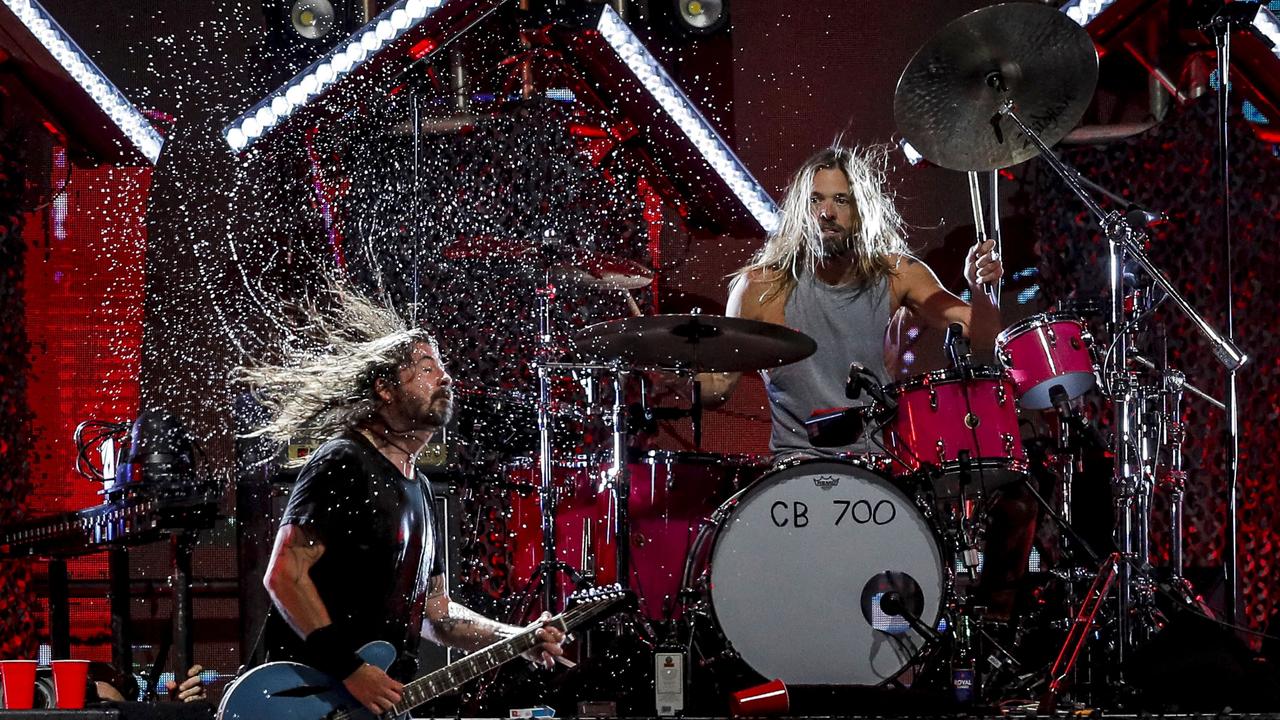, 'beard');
422,391,454,427
397,389,453,430
818,225,853,255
